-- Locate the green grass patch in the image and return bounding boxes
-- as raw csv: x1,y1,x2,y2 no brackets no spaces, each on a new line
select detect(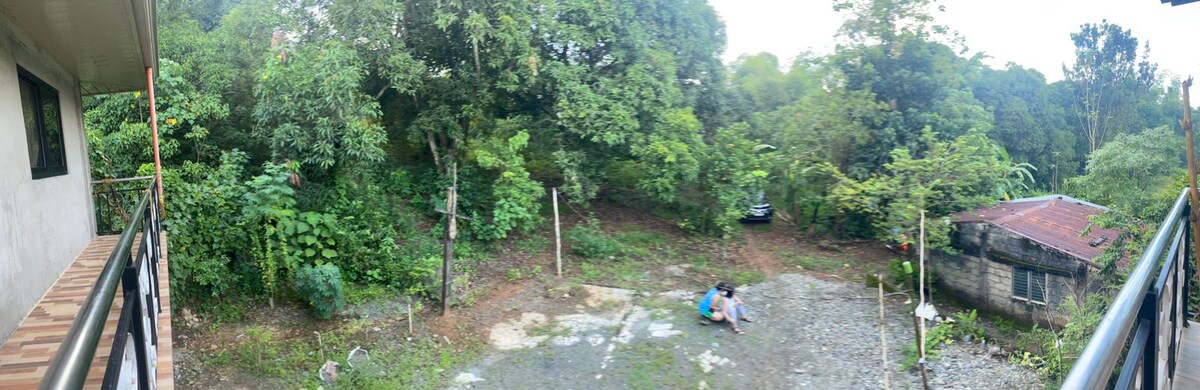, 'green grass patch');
729,269,766,285
528,323,569,338
620,341,693,390
202,318,480,389
613,228,669,247
345,283,390,306
575,260,648,289
781,252,844,272
514,235,550,254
